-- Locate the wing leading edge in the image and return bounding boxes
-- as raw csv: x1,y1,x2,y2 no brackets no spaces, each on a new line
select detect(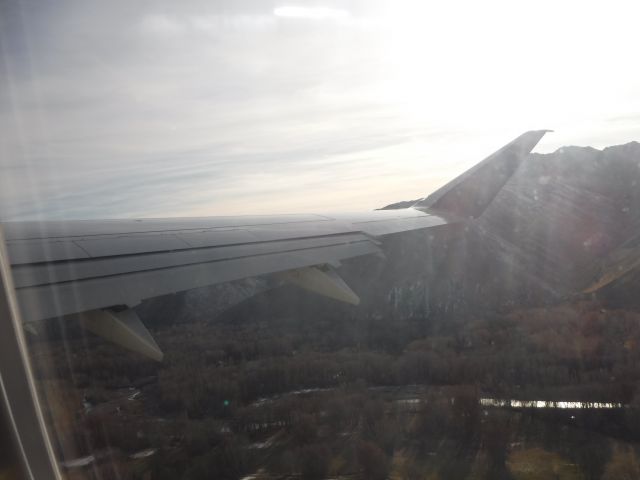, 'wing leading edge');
1,130,549,360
